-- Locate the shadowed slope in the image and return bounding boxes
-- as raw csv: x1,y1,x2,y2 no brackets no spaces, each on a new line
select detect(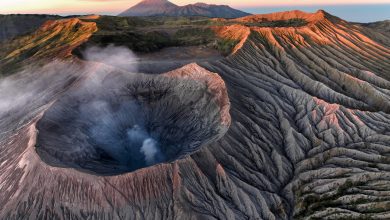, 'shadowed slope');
0,14,61,42
198,10,390,219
